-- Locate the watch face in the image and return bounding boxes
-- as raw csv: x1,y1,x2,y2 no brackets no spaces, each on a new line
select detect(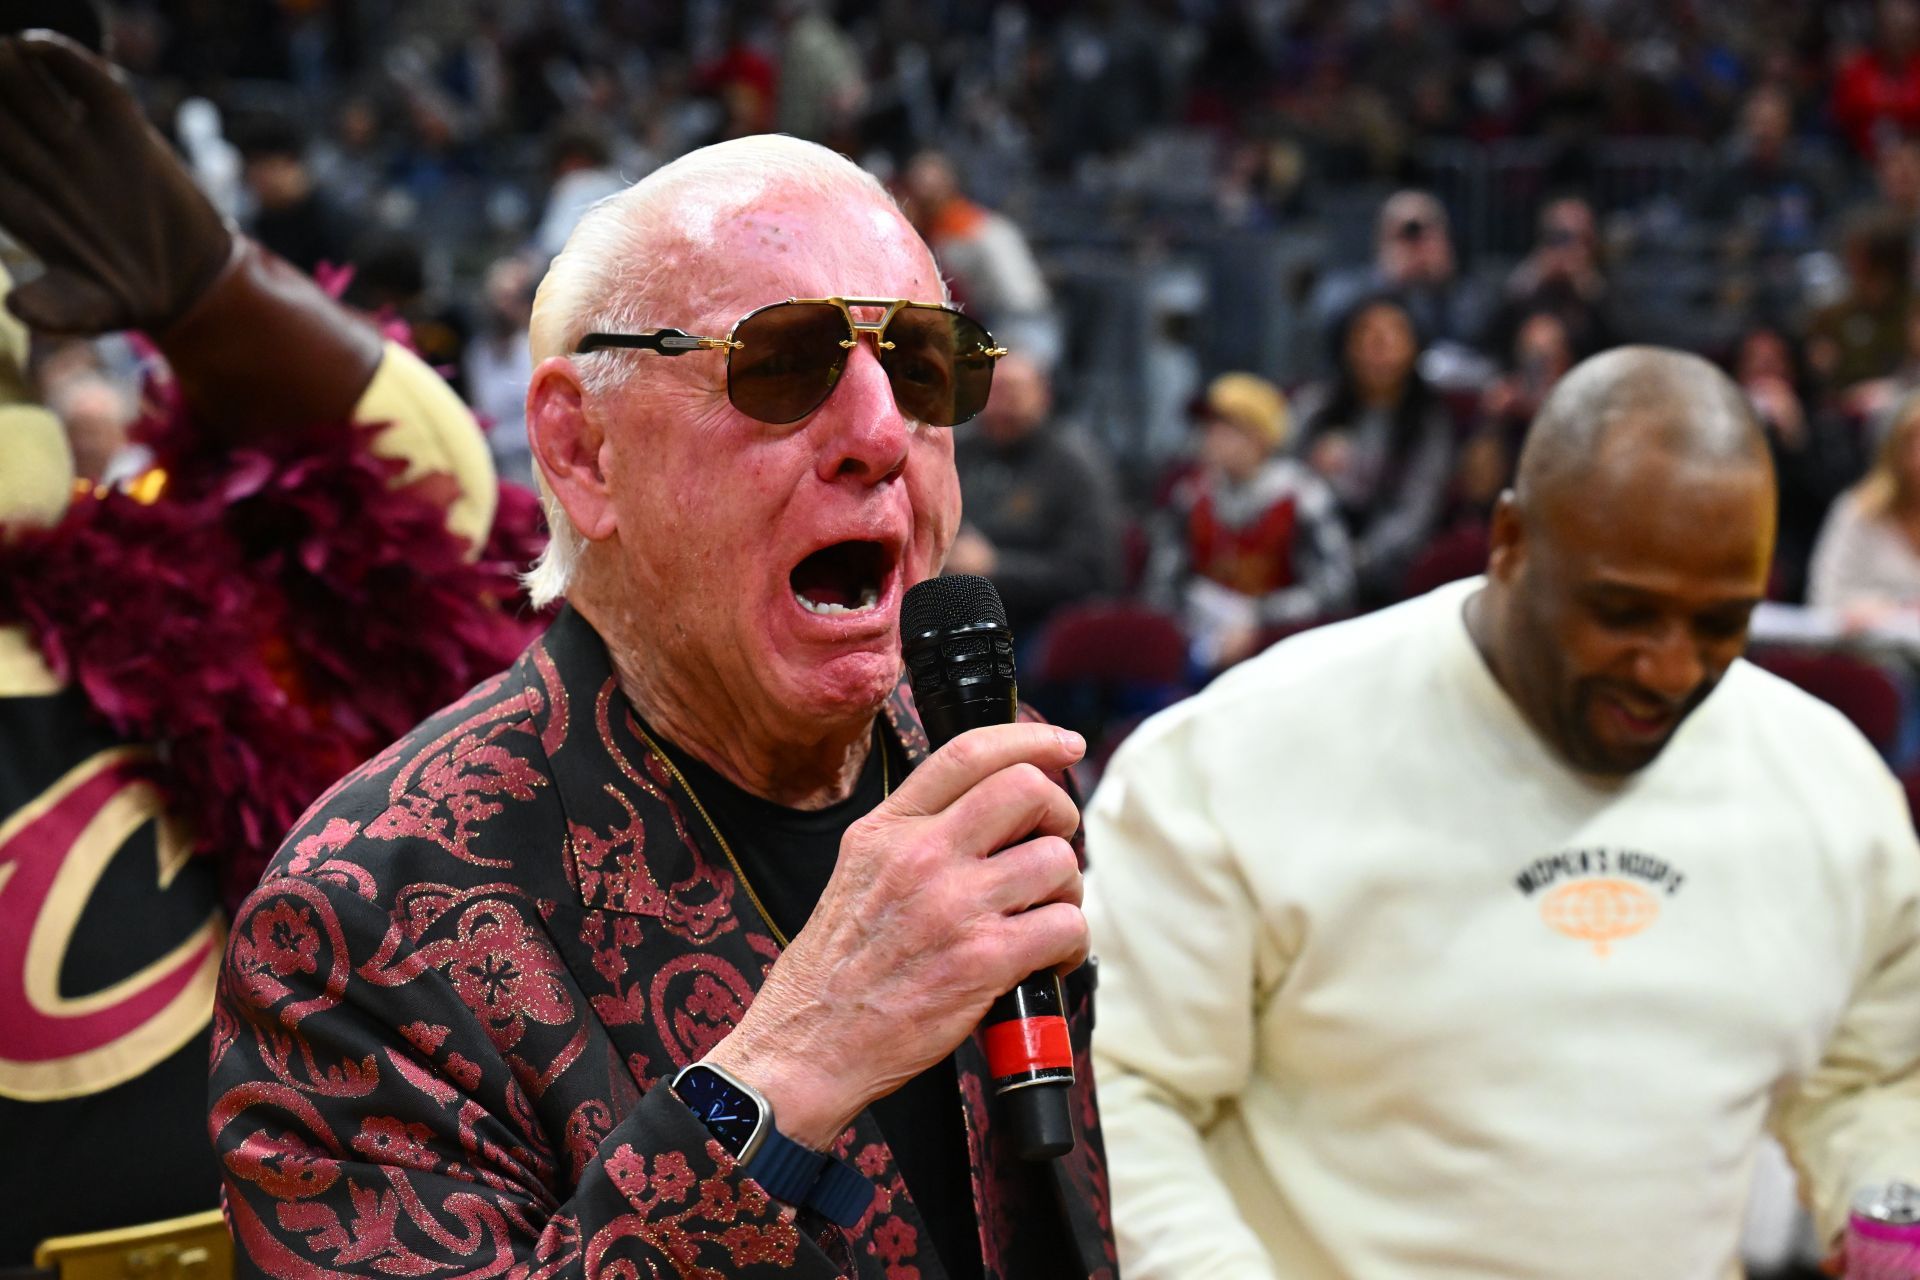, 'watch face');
675,1066,762,1156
